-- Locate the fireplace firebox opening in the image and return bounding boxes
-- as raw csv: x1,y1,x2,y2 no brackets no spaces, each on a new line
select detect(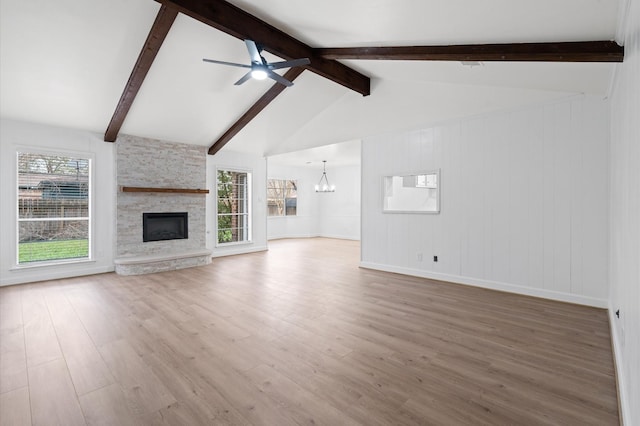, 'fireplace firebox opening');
143,212,188,242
